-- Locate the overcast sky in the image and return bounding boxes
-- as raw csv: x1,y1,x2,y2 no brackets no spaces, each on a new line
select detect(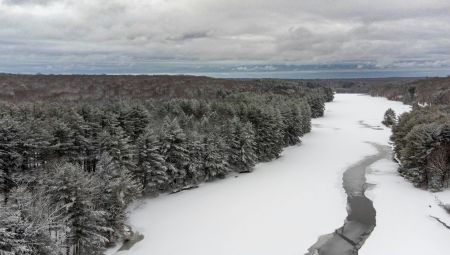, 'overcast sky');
1,0,450,77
